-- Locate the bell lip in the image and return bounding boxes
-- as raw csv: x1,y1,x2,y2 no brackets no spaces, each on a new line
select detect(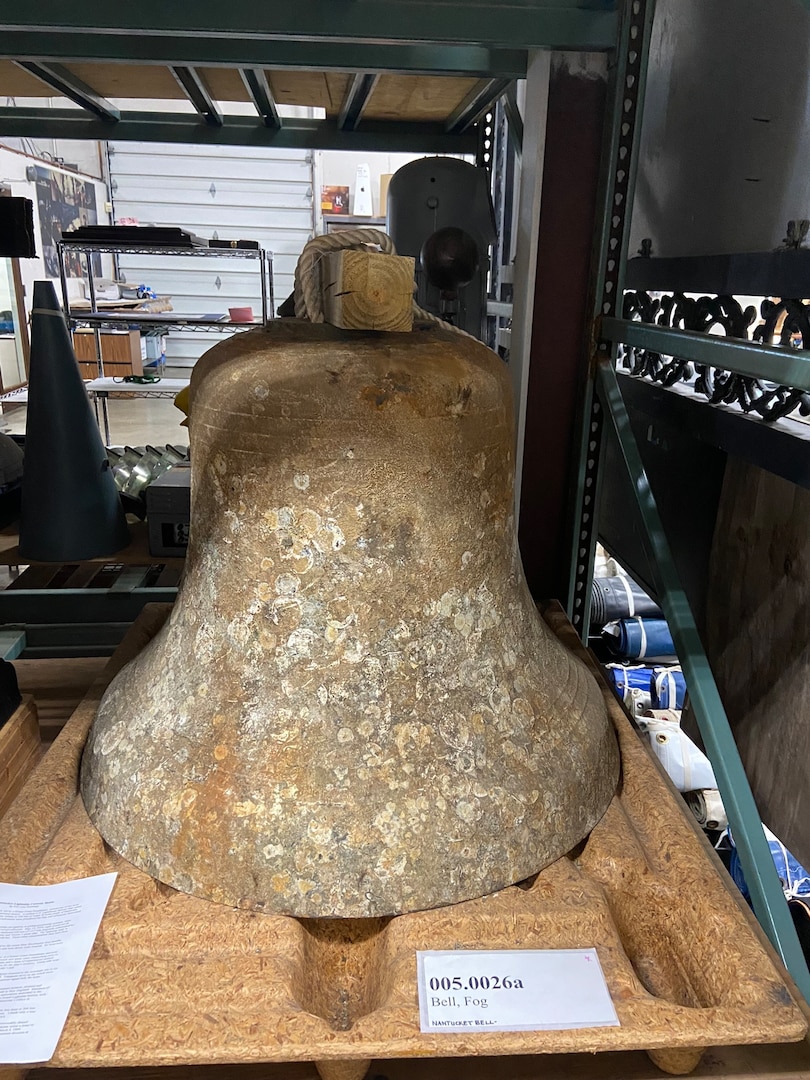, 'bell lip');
80,770,620,920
